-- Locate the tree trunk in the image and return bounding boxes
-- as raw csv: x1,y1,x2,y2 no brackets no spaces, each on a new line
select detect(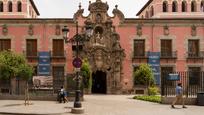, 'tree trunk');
24,81,29,106
9,76,11,95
